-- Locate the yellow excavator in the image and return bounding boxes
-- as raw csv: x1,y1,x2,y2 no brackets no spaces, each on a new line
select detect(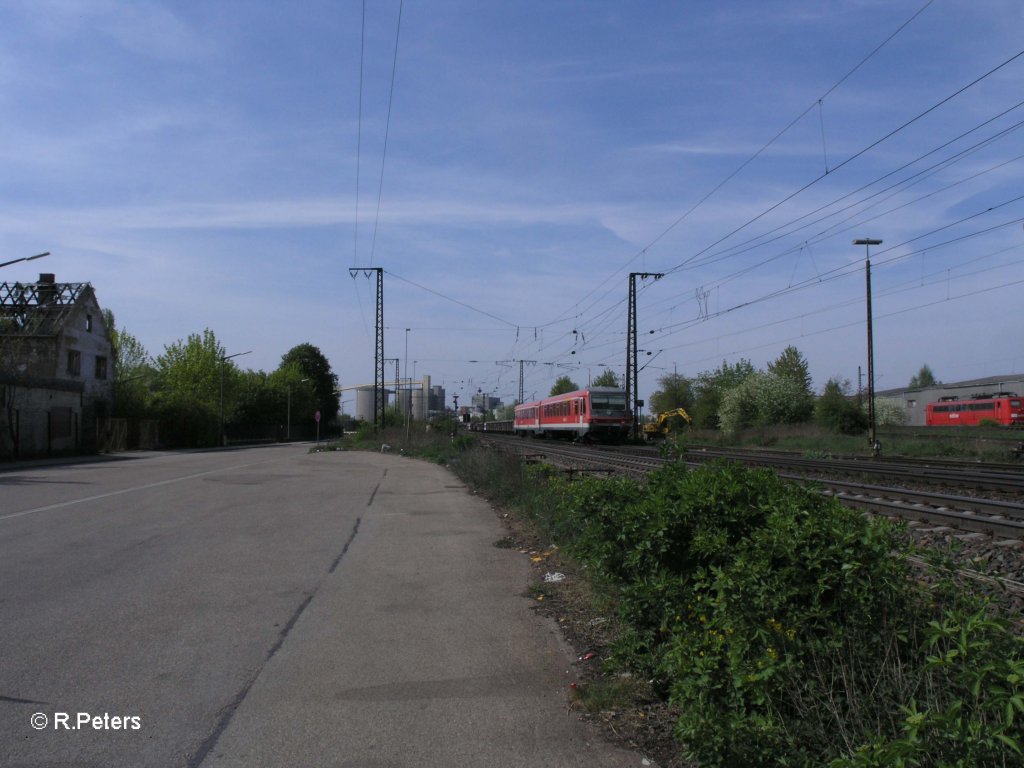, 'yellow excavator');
642,407,693,440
